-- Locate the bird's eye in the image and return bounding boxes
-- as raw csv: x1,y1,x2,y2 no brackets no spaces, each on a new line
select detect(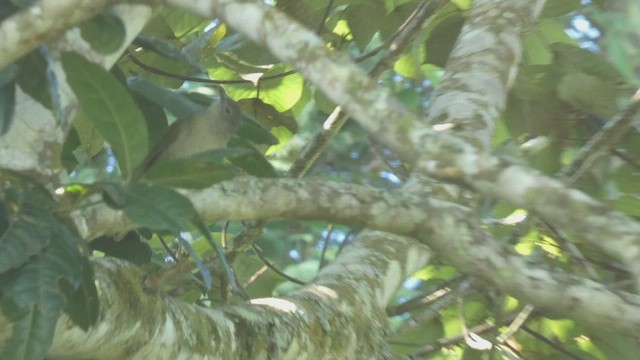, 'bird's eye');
224,106,233,115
